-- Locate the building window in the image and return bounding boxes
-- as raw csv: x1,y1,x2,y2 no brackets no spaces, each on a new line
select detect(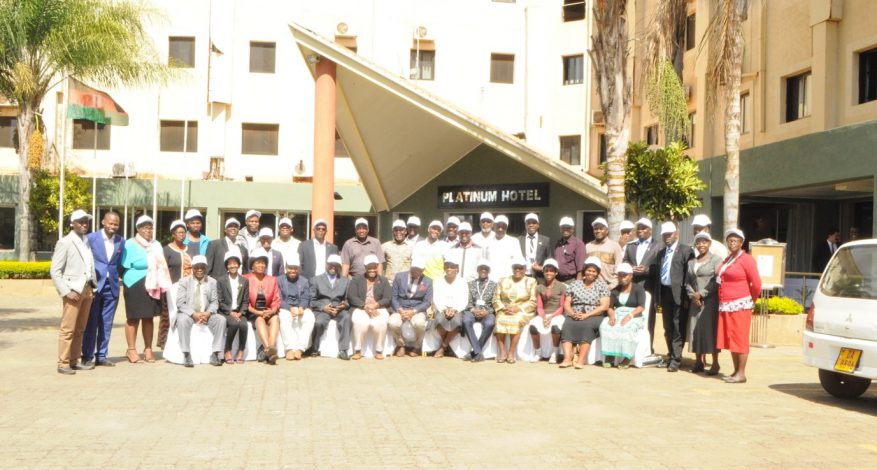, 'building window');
249,41,276,73
410,50,435,80
160,120,198,152
490,53,515,84
563,55,584,85
858,47,877,104
559,135,581,166
599,134,608,164
0,207,13,250
0,117,16,148
335,131,348,158
168,36,195,68
685,113,696,147
241,123,279,155
785,71,811,122
72,119,110,150
563,0,586,22
741,93,751,133
645,124,660,146
685,14,696,51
